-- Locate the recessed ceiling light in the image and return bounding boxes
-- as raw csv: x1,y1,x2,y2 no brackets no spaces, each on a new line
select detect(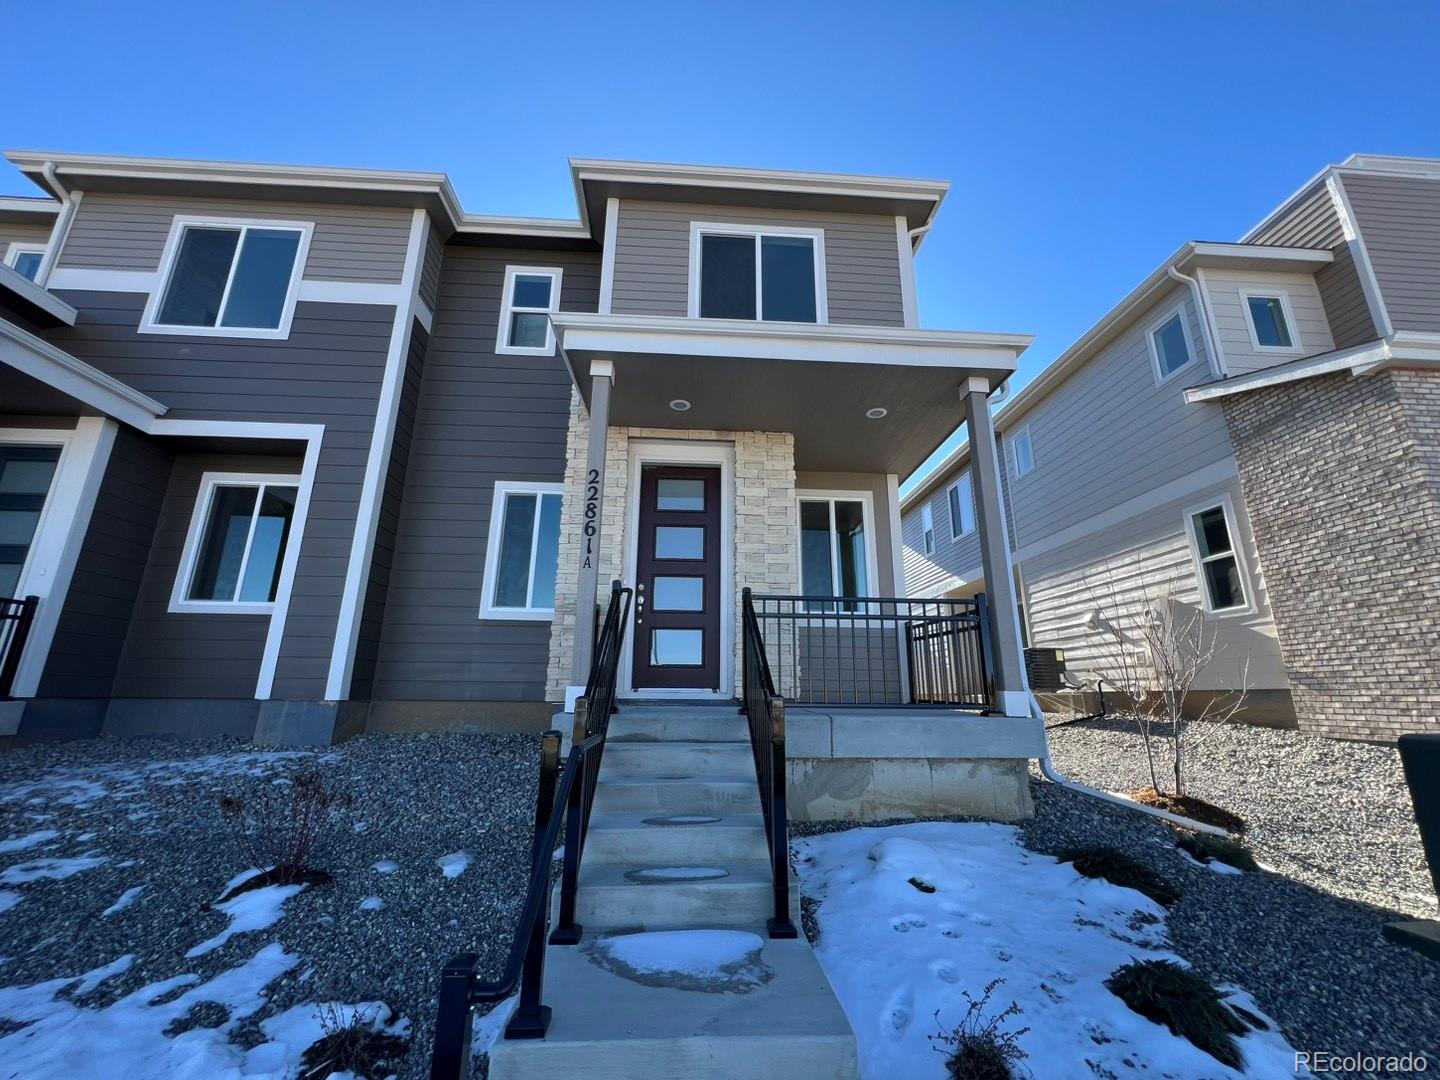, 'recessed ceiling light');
865,407,888,419
669,399,692,412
